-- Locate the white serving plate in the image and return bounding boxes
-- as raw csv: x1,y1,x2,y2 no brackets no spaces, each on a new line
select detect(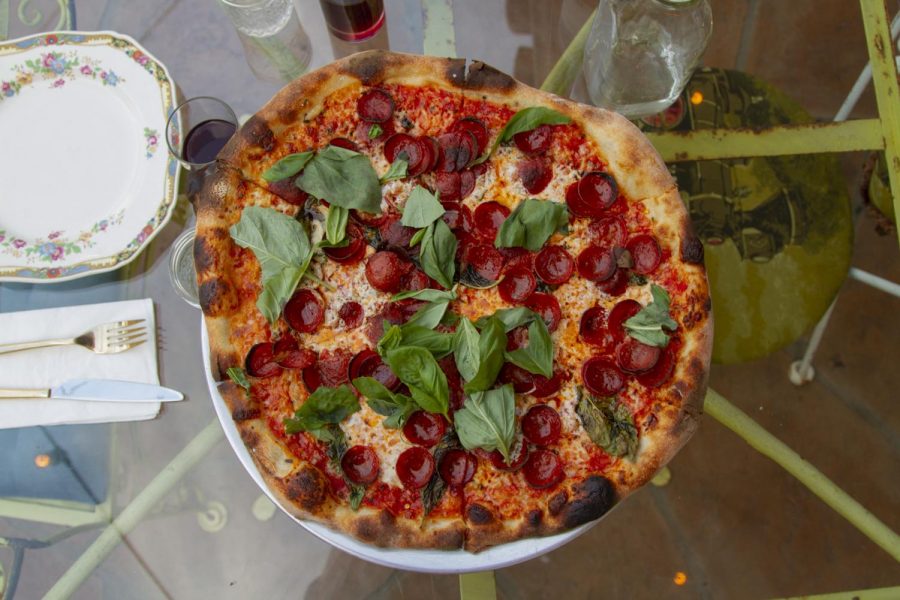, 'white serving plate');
0,31,179,282
201,322,598,573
